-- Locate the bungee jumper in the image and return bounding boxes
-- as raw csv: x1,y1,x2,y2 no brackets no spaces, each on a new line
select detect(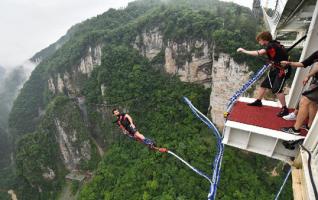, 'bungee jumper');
112,108,167,153
237,31,291,117
112,105,222,200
